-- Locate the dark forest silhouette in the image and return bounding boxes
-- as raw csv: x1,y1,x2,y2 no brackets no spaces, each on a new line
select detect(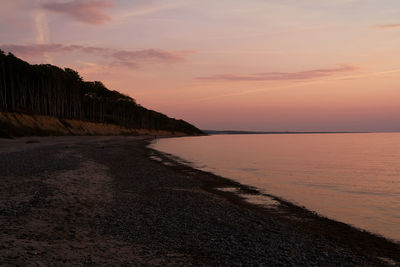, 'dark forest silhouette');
0,50,202,135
